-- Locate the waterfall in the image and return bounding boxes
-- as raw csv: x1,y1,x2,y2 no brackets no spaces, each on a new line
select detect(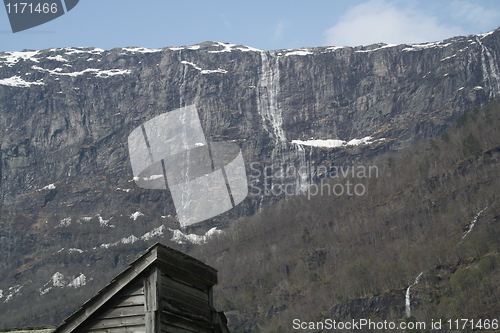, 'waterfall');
179,50,188,108
257,52,311,197
257,52,284,194
292,143,311,195
477,38,500,96
462,207,488,240
257,52,286,147
405,272,423,318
